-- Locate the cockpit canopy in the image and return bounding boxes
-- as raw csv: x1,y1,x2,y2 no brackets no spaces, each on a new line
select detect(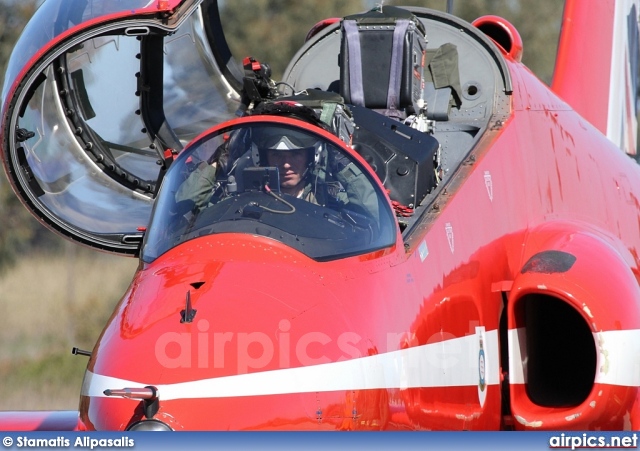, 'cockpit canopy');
141,117,398,262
